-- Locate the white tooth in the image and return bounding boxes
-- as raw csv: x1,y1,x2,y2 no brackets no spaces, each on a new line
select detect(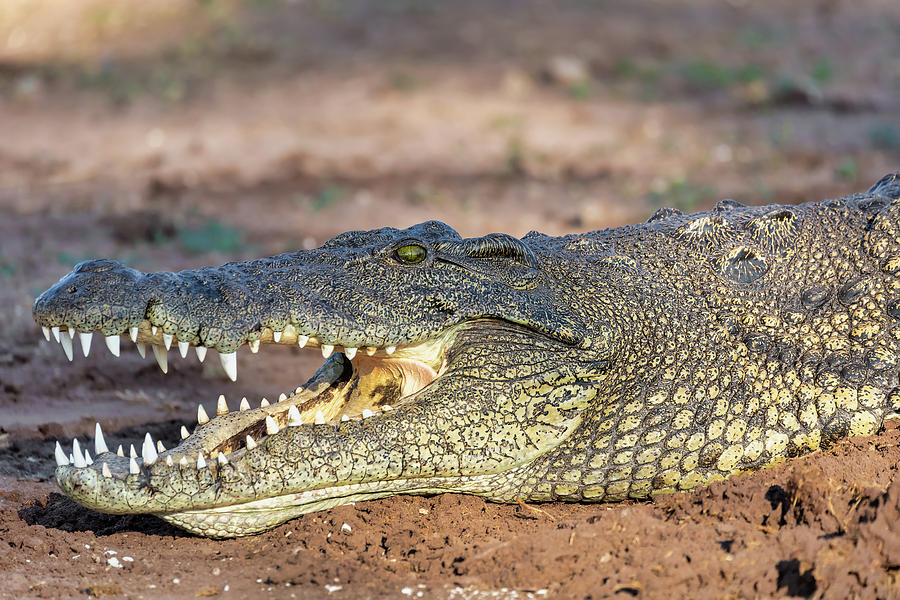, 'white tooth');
102,463,112,478
94,423,109,454
136,343,146,359
315,410,326,425
249,339,260,353
152,344,168,373
166,455,174,466
116,445,124,457
178,341,189,358
265,416,279,435
382,405,393,411
157,440,166,452
105,334,120,357
297,335,309,348
195,346,207,362
217,394,229,415
162,333,173,350
59,333,74,361
273,330,282,343
54,441,69,466
180,426,190,440
79,332,93,357
295,387,303,394
246,435,257,450
366,346,377,356
69,454,74,463
84,450,93,465
141,432,159,466
51,326,61,342
344,347,357,360
129,457,140,474
130,444,138,459
260,398,270,408
240,397,250,411
72,439,86,468
362,408,374,419
219,351,237,382
385,346,396,355
68,327,75,340
321,344,334,358
217,453,228,465
130,326,139,343
42,326,51,341
341,414,350,422
278,393,287,402
197,404,210,425
151,325,158,336
288,405,302,426
197,453,206,469
179,456,188,467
